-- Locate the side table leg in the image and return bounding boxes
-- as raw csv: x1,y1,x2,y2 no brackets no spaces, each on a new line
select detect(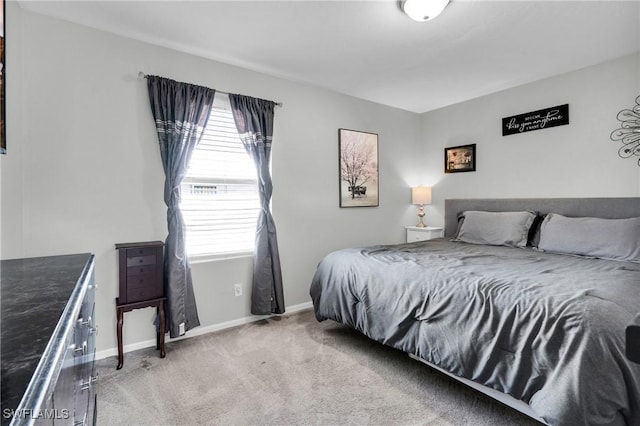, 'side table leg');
155,305,161,351
116,307,124,369
159,301,166,358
